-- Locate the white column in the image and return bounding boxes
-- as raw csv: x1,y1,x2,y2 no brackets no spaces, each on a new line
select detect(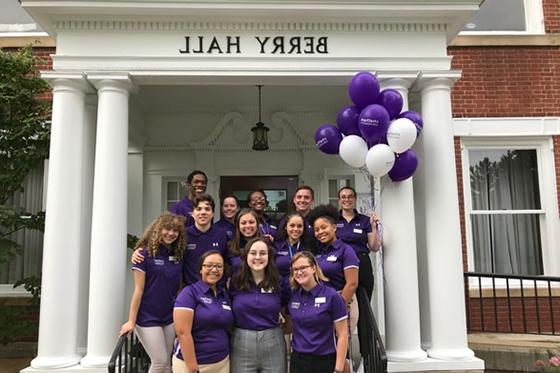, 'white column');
416,75,474,360
81,75,132,368
31,74,92,369
380,79,427,362
77,95,97,355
